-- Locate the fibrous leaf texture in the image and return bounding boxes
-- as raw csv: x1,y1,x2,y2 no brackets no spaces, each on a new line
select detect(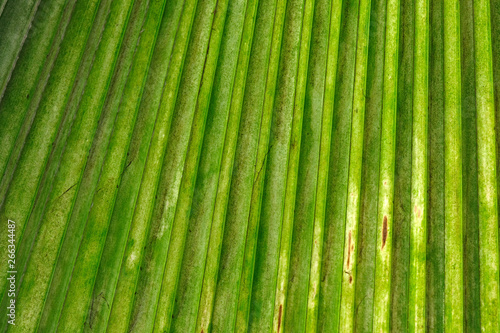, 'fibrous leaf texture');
0,0,498,331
